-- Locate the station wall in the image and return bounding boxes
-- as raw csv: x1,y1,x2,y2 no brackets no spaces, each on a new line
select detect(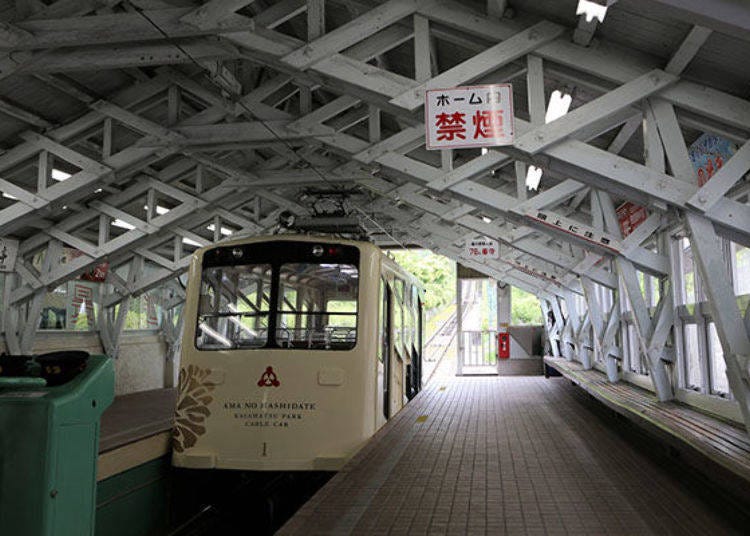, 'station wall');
1,331,166,396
